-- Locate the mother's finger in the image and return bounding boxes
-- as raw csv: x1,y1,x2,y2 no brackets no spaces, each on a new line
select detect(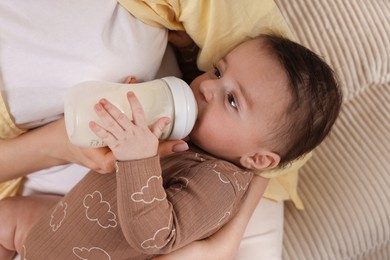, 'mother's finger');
158,140,188,157
127,92,147,126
